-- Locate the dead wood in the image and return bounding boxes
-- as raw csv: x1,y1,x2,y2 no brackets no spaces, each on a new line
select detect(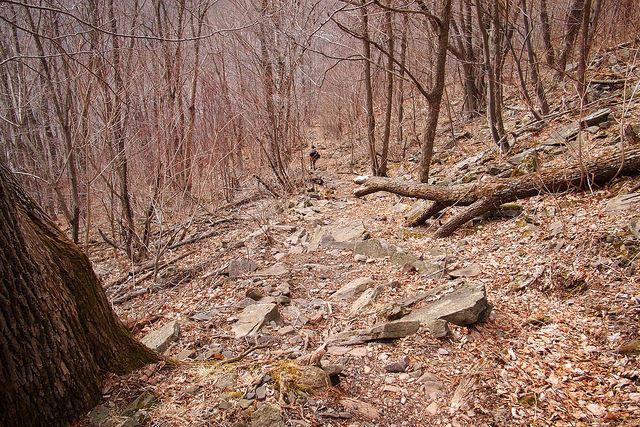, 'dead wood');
355,147,640,238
